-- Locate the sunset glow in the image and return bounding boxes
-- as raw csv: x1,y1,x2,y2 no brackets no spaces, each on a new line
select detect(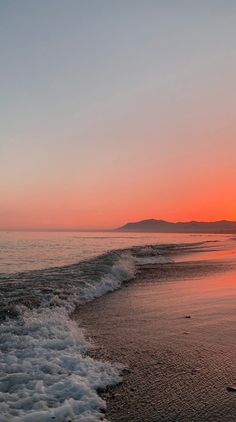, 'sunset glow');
1,1,236,230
